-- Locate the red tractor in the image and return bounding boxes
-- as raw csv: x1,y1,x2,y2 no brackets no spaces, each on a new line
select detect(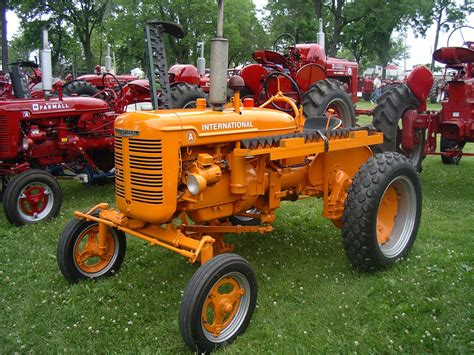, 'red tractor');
373,26,474,171
238,25,359,127
0,25,206,226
